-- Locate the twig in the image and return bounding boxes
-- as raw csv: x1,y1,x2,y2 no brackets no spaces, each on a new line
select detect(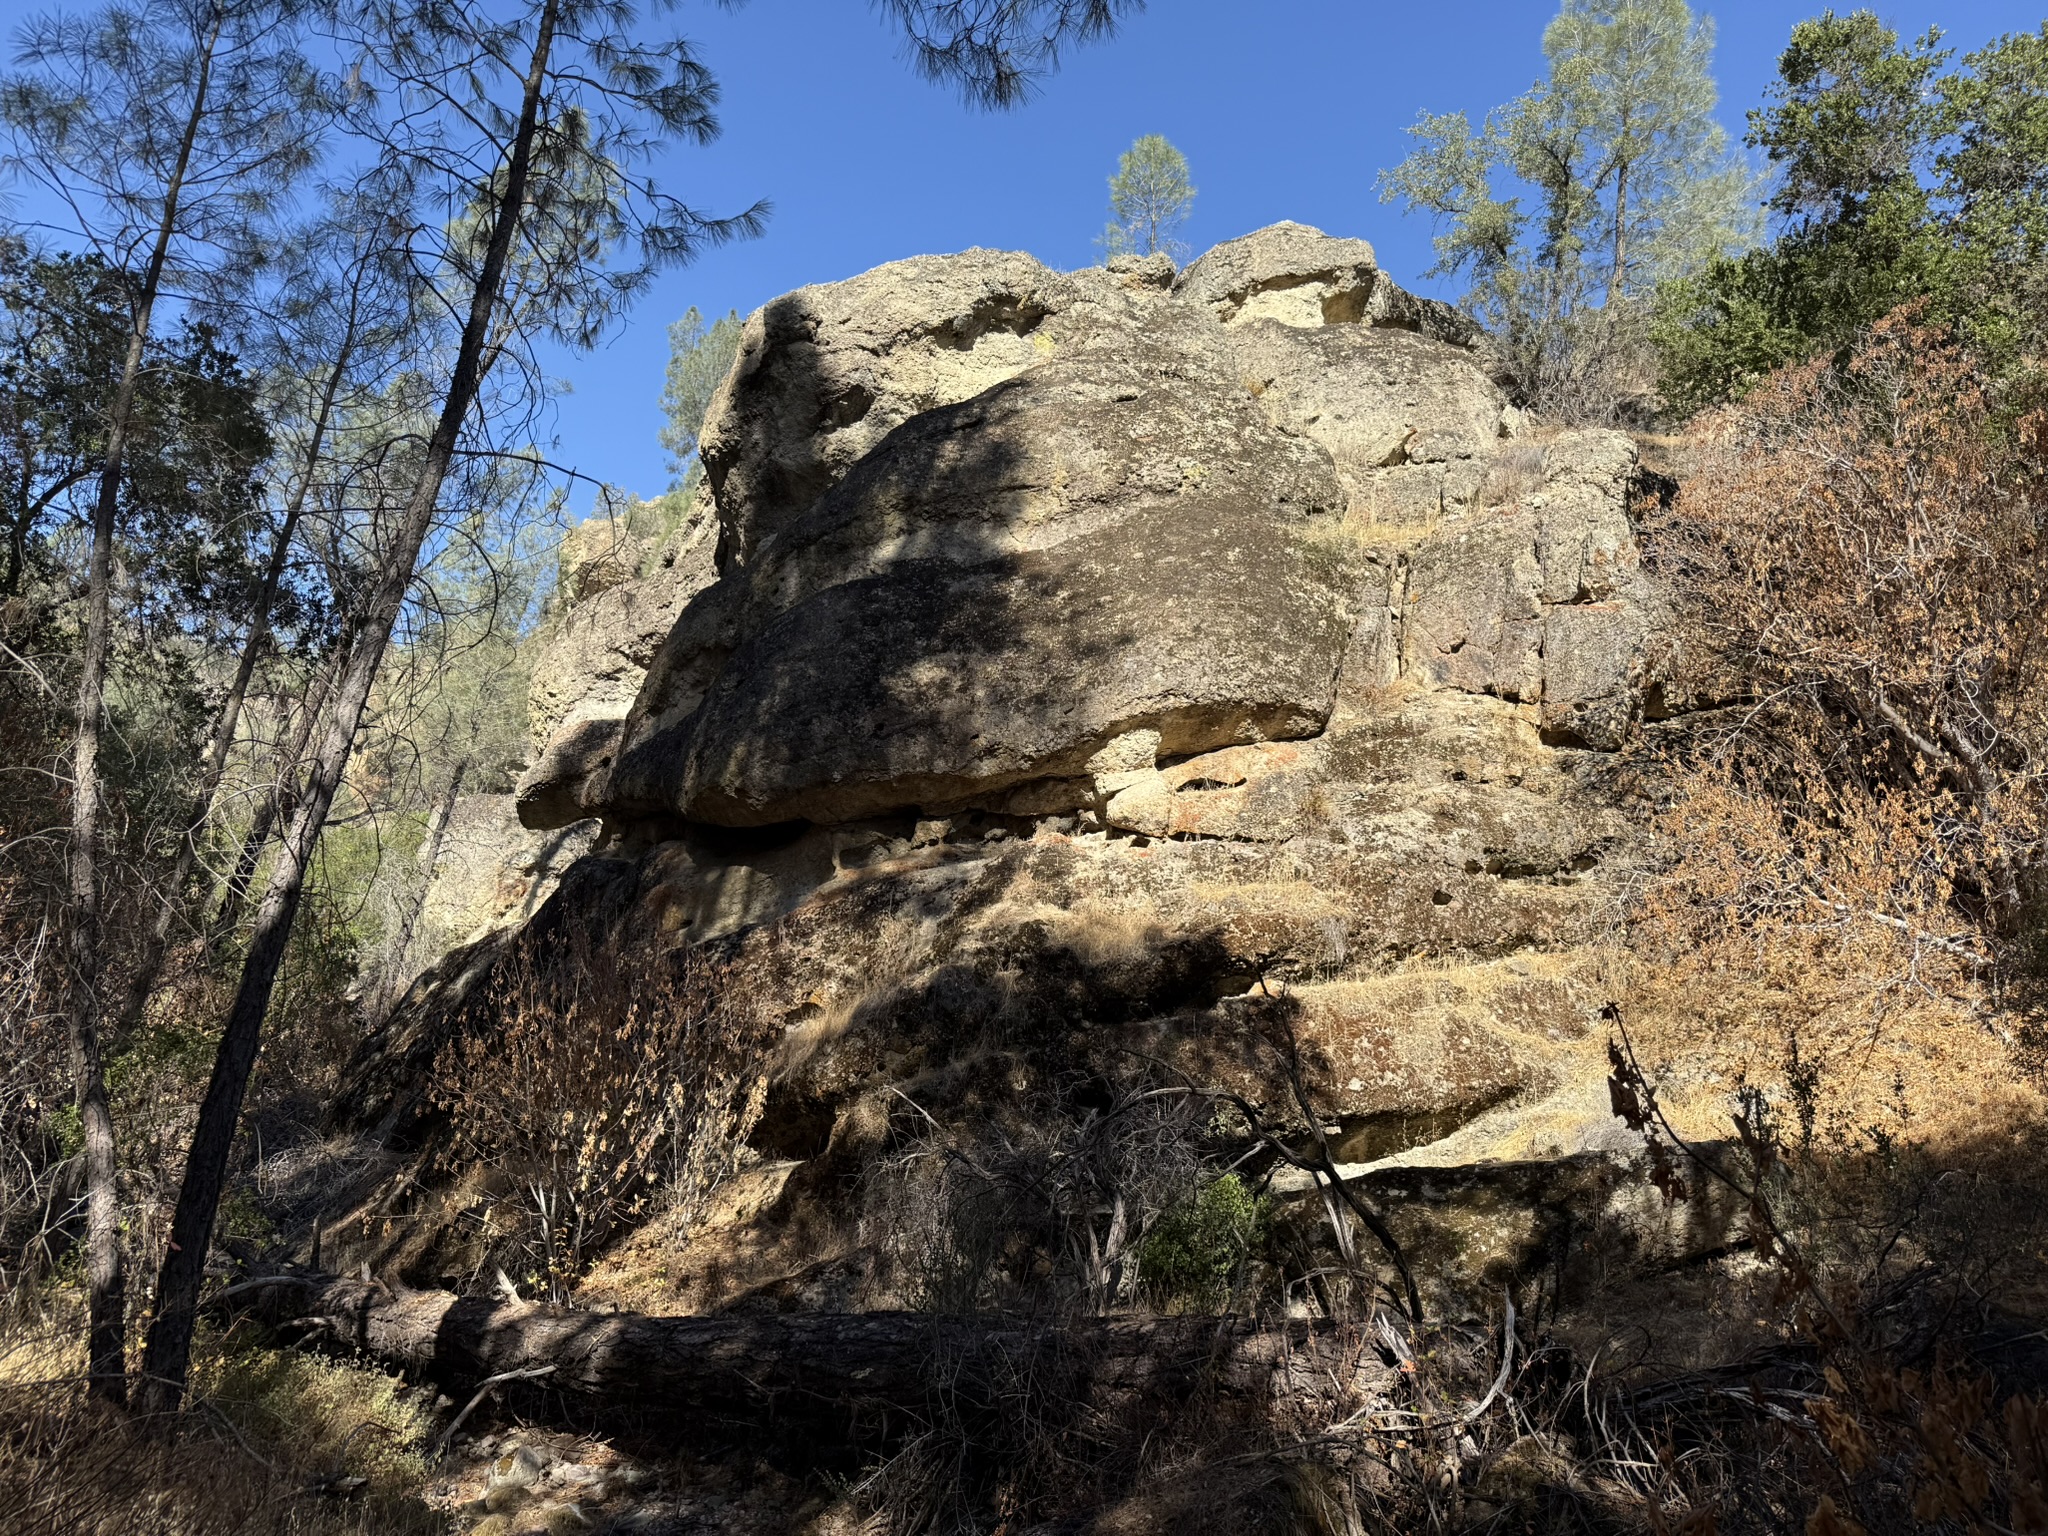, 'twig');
207,1274,311,1305
0,639,56,697
1454,1296,1516,1427
1803,894,1988,964
1114,1047,1426,1323
431,1364,556,1462
1607,1007,1854,1344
